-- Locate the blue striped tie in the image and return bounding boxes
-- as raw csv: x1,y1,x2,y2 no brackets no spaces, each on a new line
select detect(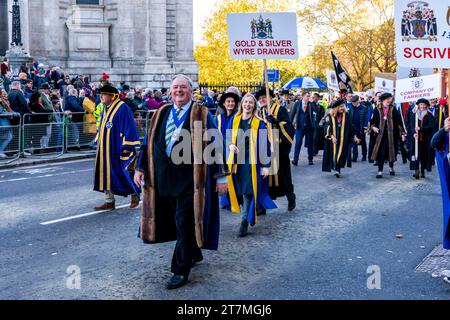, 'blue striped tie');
166,107,182,146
